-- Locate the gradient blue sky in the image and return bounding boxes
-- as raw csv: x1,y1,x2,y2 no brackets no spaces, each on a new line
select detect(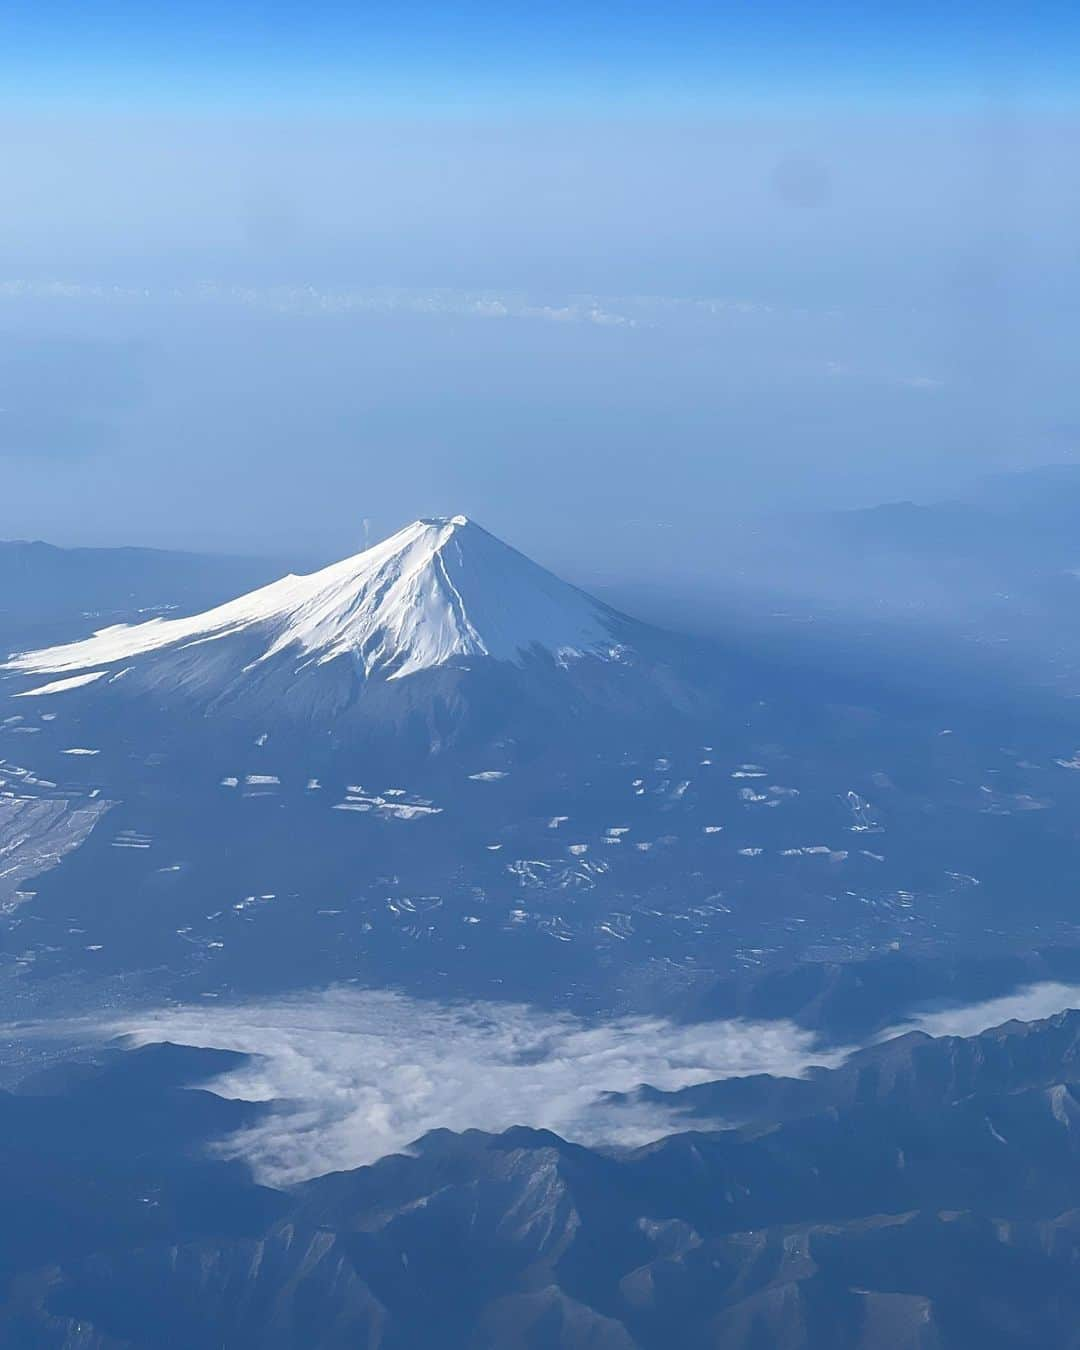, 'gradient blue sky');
1,2,1078,572
3,2,1079,111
